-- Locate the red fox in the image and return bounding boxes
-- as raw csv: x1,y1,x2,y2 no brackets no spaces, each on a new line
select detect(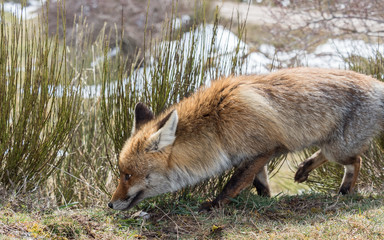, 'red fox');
108,67,384,211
